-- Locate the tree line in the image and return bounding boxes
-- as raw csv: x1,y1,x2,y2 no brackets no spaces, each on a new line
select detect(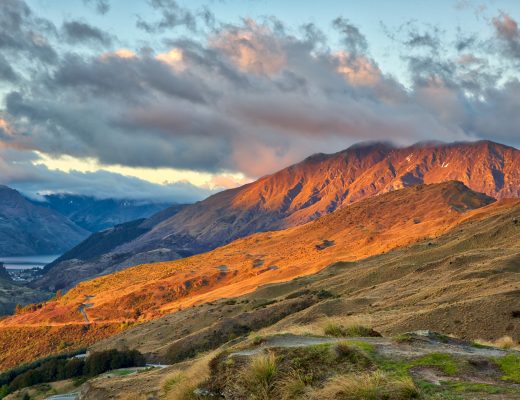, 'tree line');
0,349,145,397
